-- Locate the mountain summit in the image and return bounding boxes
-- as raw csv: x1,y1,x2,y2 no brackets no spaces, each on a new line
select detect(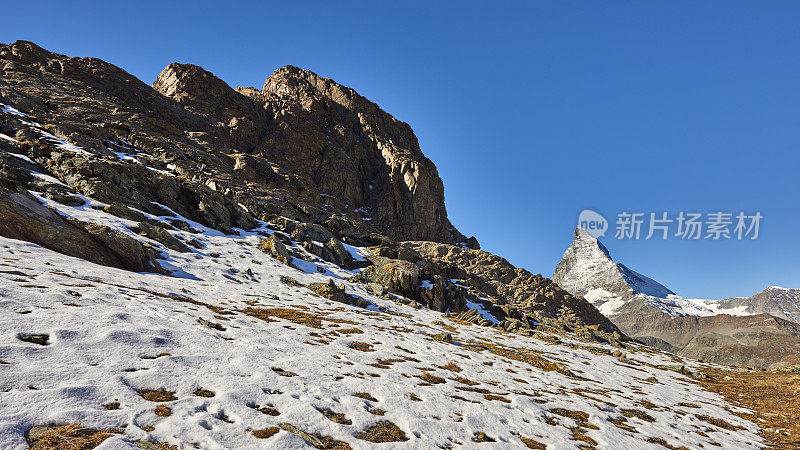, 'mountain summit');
553,228,674,315
553,228,800,369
